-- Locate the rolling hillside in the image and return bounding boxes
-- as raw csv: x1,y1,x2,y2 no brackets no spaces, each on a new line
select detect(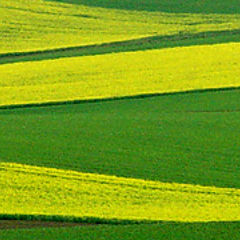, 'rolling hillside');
1,0,240,239
1,0,240,54
1,89,240,188
2,162,240,222
1,42,240,106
